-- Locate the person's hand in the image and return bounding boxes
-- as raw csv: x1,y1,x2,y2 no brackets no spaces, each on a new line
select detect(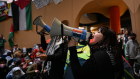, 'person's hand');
68,37,77,47
35,70,39,73
43,69,47,73
37,54,47,60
